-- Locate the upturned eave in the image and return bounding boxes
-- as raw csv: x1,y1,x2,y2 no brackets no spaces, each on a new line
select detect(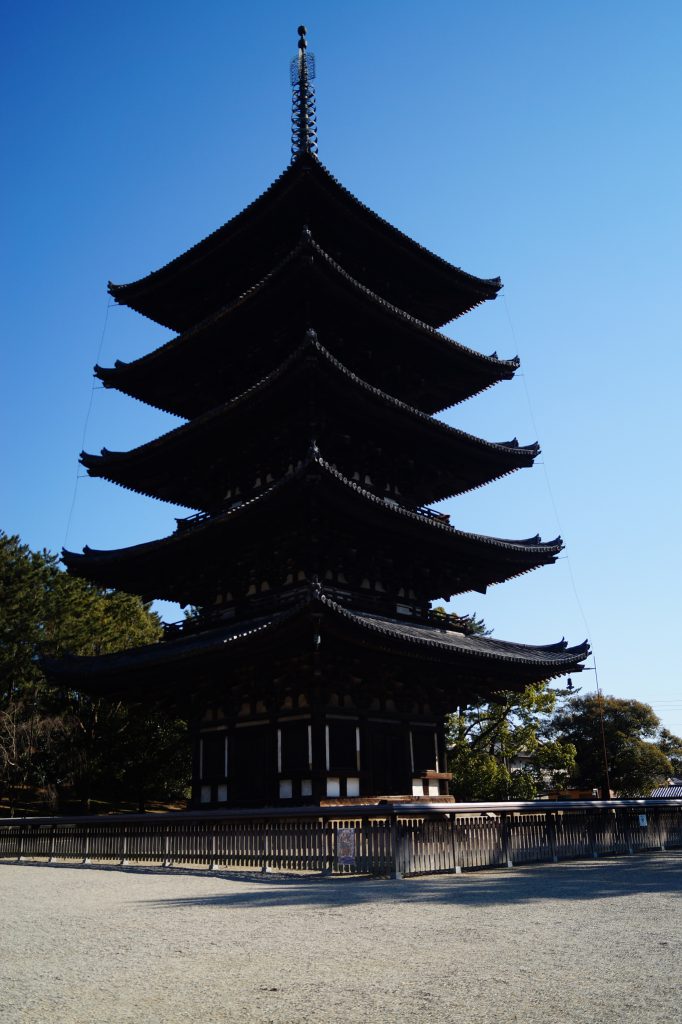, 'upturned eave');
42,586,589,700
108,153,501,331
97,233,517,418
83,335,538,509
63,454,562,603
